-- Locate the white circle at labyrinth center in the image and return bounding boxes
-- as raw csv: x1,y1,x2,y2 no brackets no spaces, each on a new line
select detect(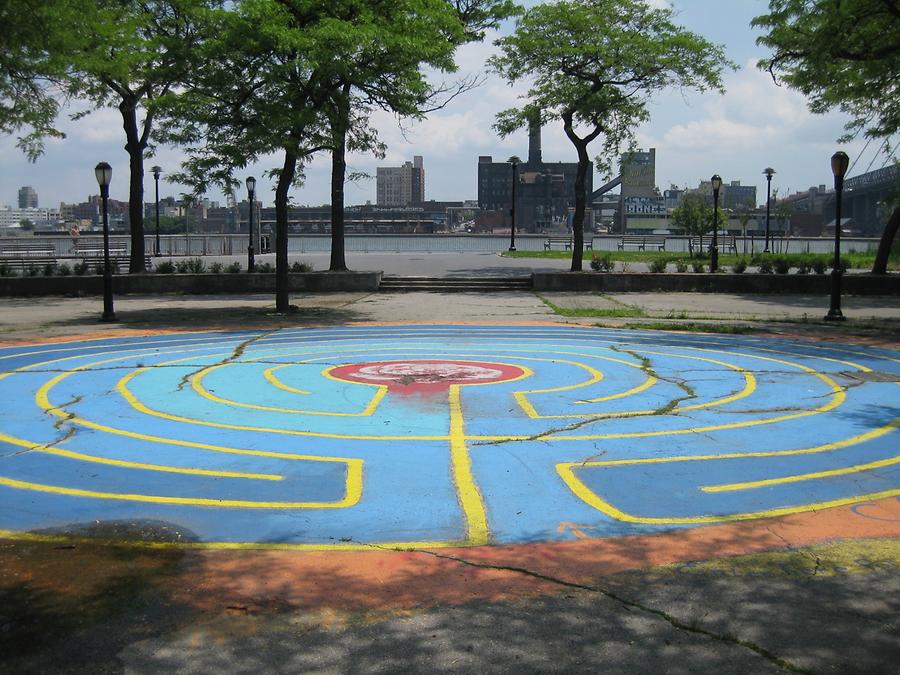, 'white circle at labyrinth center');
353,362,505,383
